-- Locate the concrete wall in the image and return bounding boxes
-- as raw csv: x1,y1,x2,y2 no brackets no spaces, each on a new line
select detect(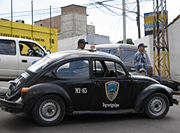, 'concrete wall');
34,15,61,32
87,25,95,35
61,4,86,15
87,34,110,44
58,34,110,51
168,18,180,81
60,5,87,39
58,35,86,51
60,13,87,39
